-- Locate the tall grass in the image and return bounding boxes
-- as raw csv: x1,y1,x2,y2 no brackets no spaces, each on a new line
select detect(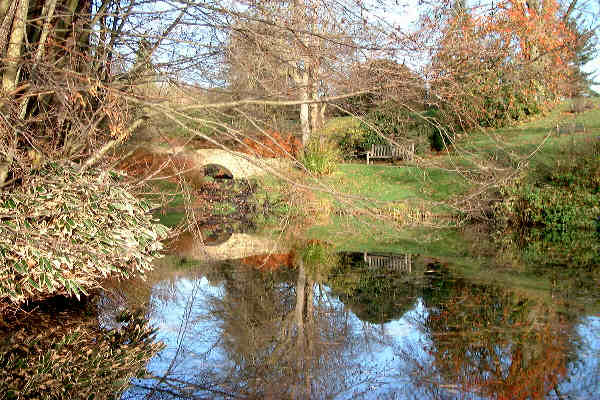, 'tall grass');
298,140,340,175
